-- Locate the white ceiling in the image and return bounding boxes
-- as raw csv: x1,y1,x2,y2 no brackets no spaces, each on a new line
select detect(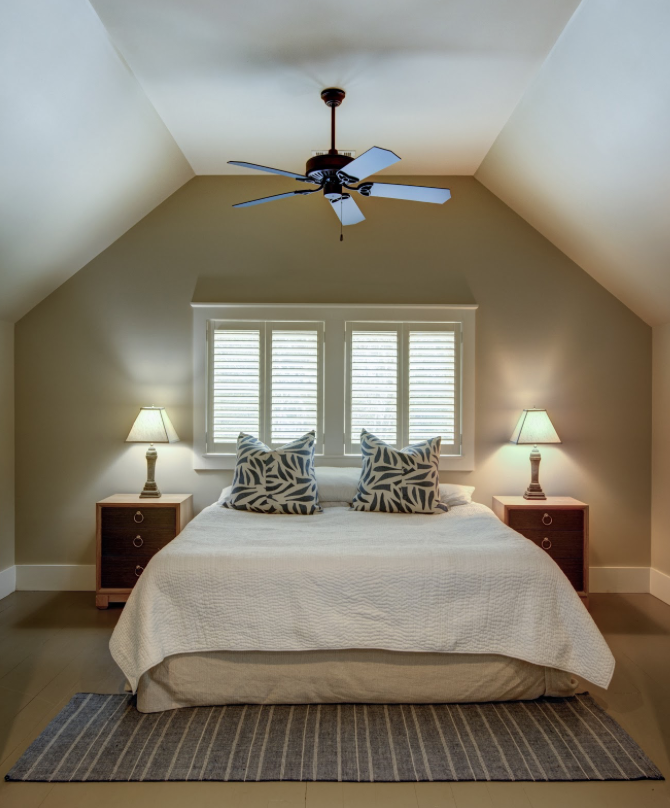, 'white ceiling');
3,0,669,328
477,0,670,326
0,0,193,323
90,0,580,176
